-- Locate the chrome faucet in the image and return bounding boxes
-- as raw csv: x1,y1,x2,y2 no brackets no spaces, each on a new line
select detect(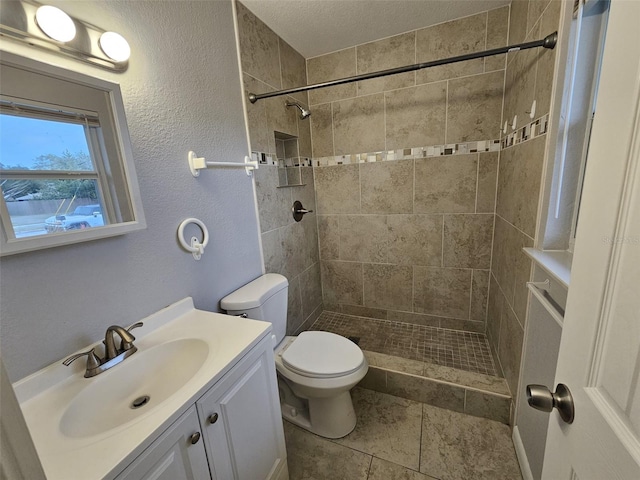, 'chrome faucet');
63,322,143,378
